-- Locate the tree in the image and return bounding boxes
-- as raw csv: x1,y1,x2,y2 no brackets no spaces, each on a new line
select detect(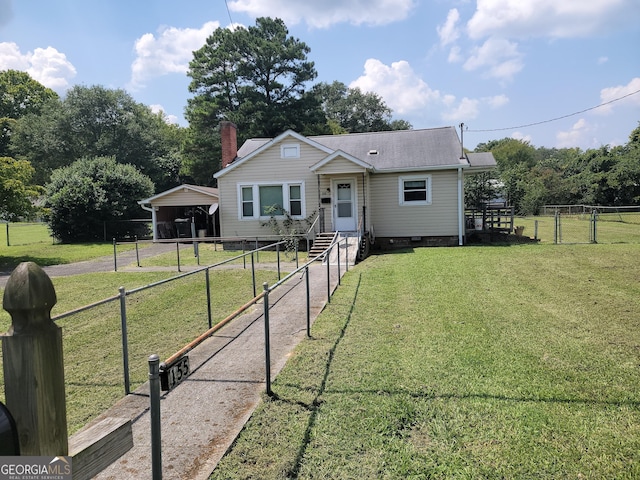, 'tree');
0,70,58,157
0,156,43,221
312,81,411,133
45,157,154,242
185,17,329,181
11,85,183,189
